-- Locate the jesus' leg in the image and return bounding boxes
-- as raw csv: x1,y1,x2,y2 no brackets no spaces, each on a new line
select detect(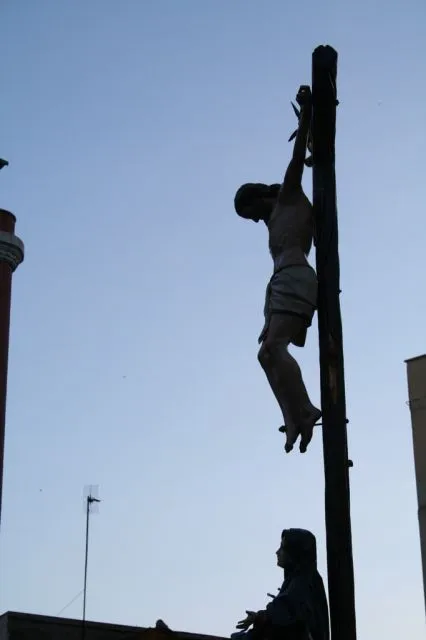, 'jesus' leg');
258,343,293,433
261,314,321,453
